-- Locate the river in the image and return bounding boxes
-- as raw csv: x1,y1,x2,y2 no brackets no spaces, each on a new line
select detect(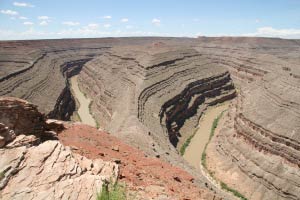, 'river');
70,75,97,127
183,103,229,170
